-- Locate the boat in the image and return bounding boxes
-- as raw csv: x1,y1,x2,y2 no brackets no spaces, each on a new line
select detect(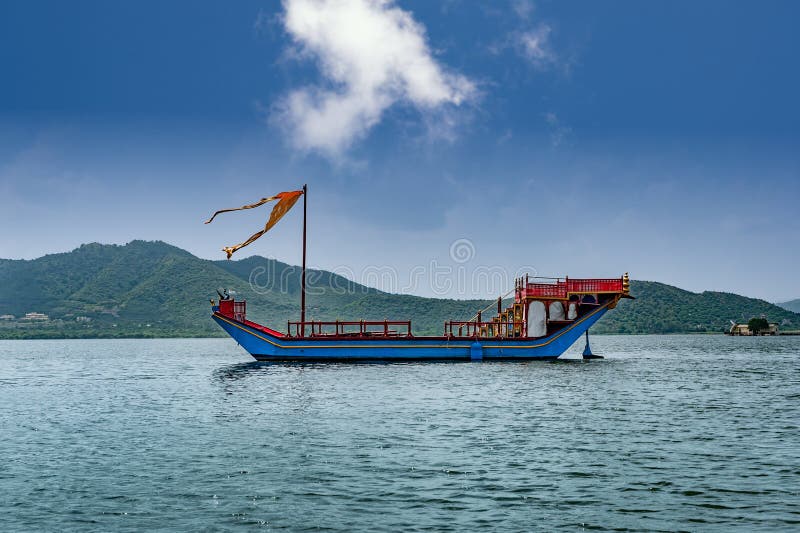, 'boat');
207,185,633,362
